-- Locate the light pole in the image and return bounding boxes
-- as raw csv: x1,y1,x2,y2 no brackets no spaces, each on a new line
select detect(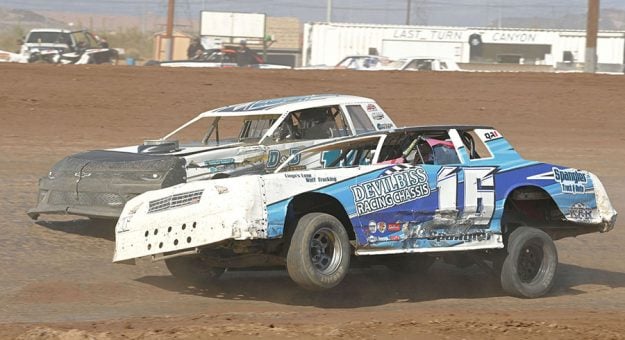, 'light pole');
326,0,332,22
584,0,600,73
164,0,175,61
406,0,412,25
